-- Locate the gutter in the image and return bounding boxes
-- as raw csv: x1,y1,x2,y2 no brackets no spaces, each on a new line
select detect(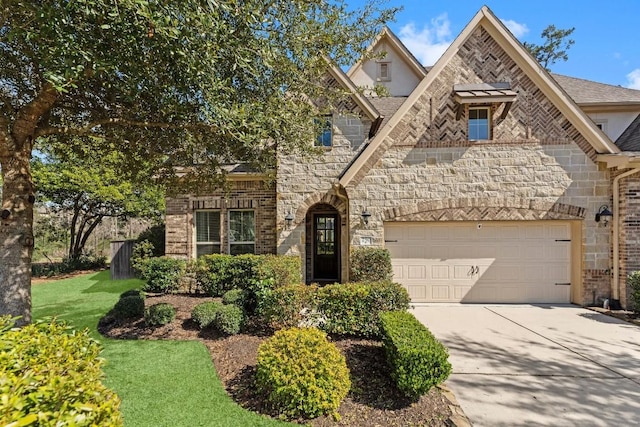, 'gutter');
612,167,640,307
